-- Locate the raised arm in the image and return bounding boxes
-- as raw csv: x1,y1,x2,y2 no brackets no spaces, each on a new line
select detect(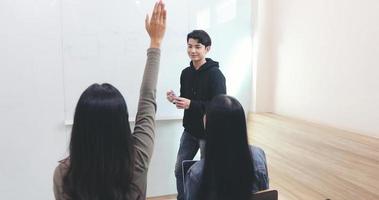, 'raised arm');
133,0,166,169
